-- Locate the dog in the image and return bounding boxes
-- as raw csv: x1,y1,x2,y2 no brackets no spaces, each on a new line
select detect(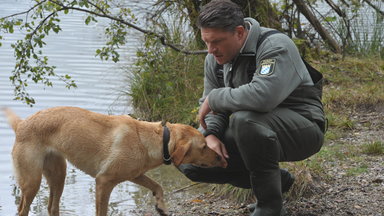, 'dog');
2,106,225,216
